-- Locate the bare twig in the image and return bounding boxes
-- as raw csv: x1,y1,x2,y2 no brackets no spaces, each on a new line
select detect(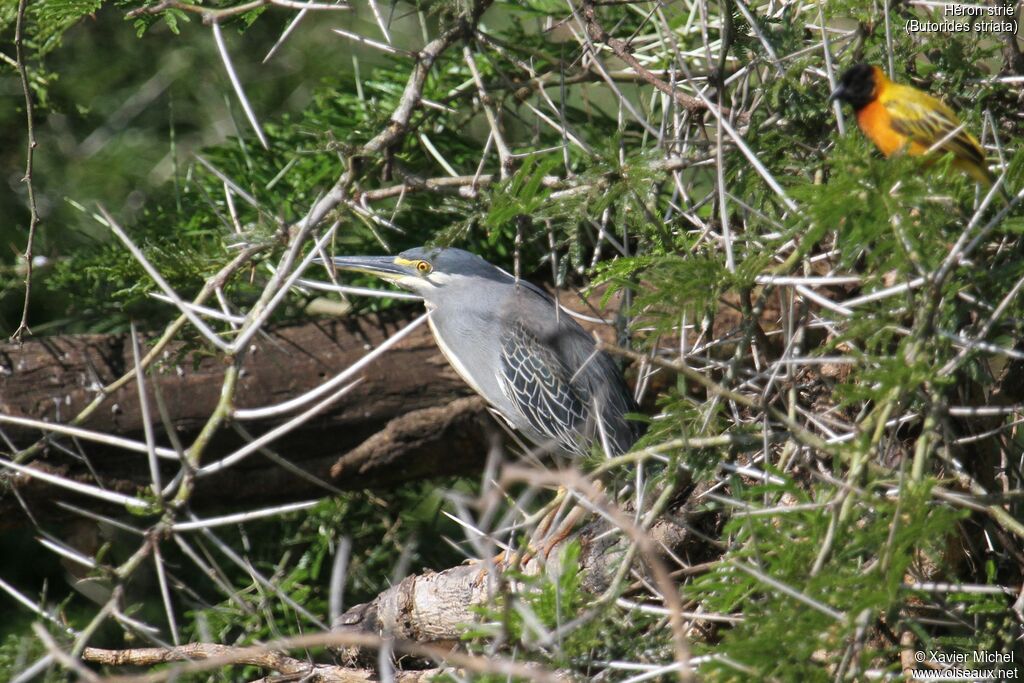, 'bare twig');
579,0,748,123
82,631,562,682
299,0,495,233
212,21,269,149
10,0,38,342
127,0,349,22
